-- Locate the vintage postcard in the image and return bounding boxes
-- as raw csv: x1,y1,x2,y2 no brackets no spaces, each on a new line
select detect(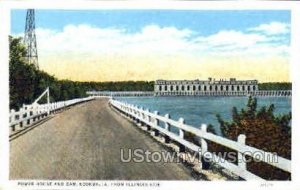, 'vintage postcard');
0,1,300,190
